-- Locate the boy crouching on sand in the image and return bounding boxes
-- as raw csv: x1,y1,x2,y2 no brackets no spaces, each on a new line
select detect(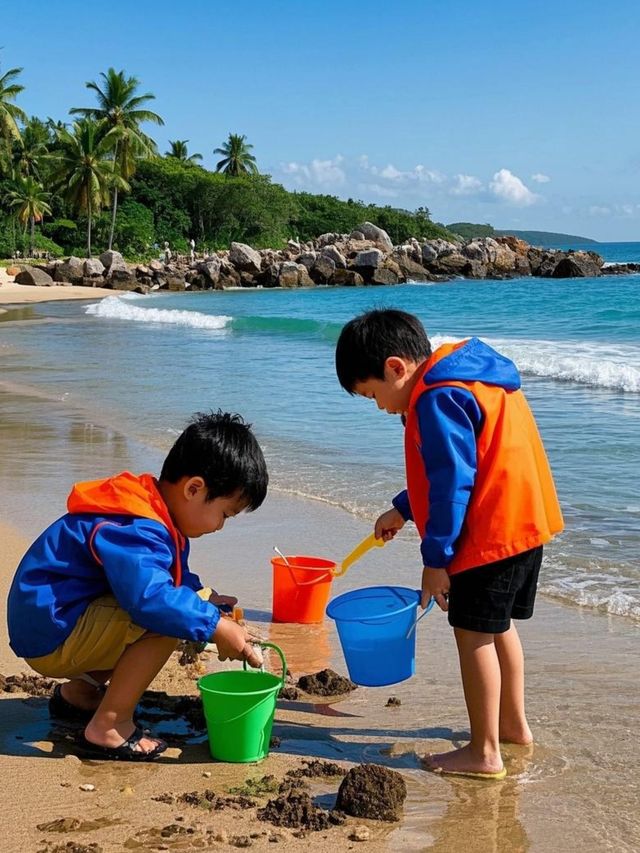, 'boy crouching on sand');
7,411,267,761
335,309,563,780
